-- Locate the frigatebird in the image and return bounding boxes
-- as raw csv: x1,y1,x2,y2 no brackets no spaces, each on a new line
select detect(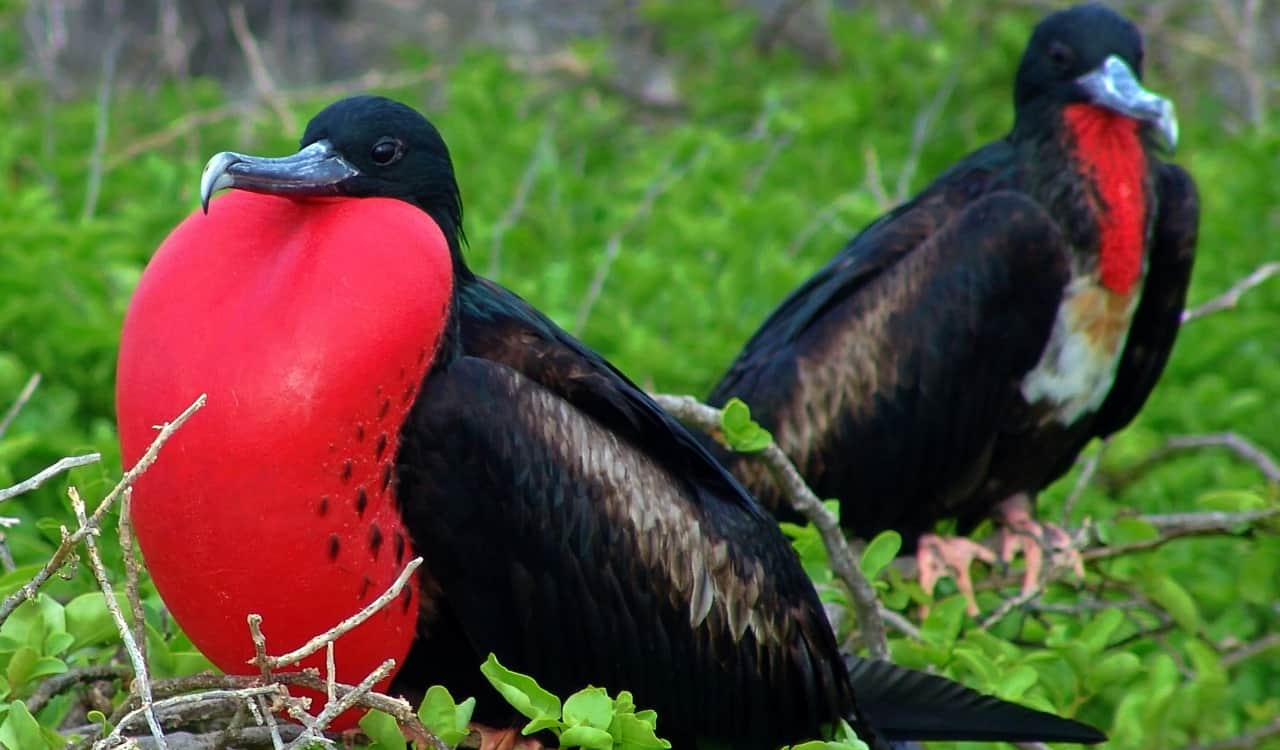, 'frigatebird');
707,3,1198,613
116,95,1106,748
